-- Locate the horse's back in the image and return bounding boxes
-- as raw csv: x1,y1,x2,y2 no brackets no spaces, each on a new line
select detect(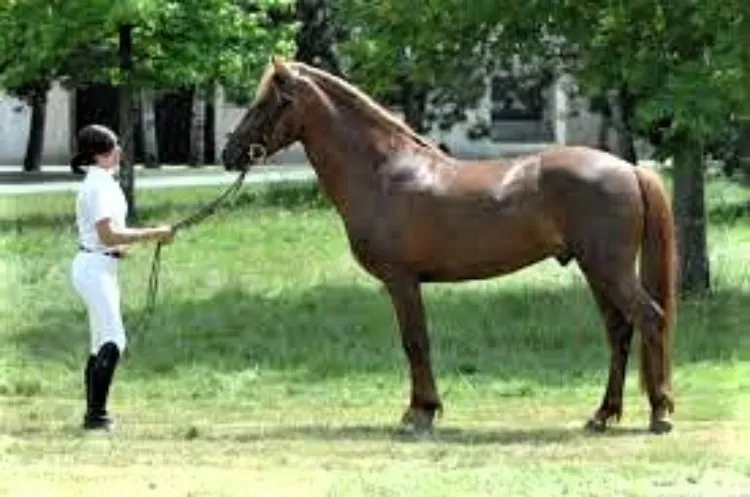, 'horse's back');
459,145,636,184
538,145,637,182
443,146,638,212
